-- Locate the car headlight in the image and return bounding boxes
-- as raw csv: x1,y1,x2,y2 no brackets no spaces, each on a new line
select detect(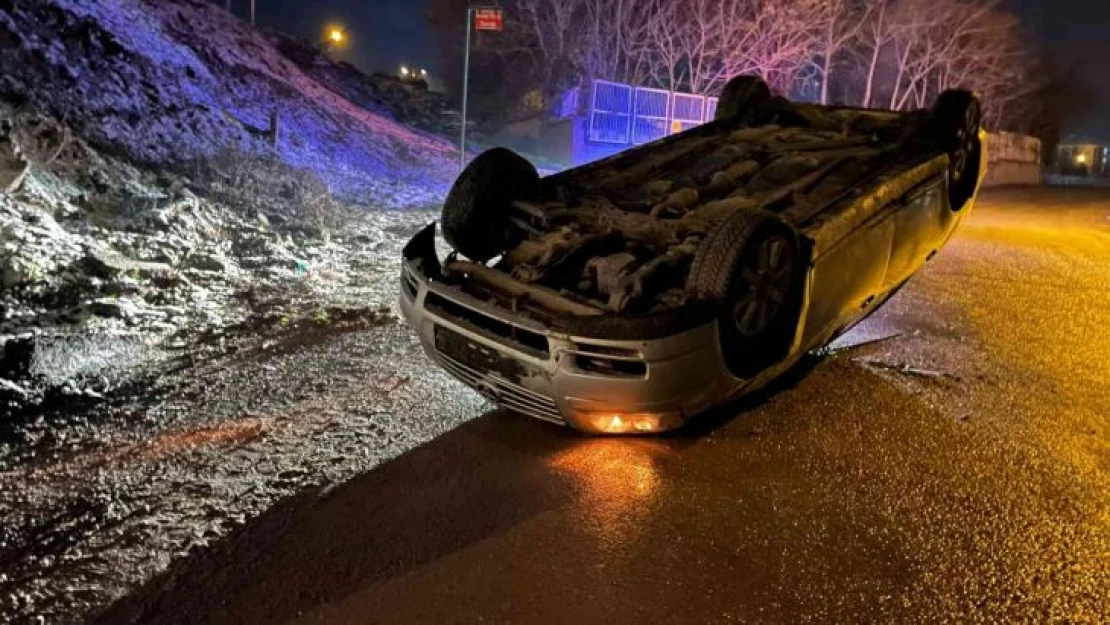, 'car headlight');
585,412,682,434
